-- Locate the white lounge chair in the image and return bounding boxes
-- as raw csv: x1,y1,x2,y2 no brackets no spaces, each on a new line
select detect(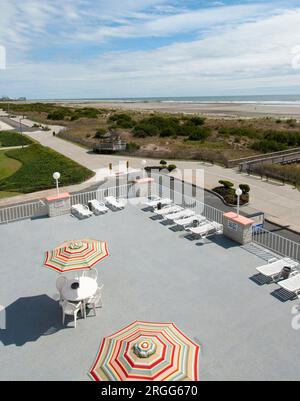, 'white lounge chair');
105,196,126,210
164,209,195,221
278,272,300,297
188,221,223,239
154,205,183,216
146,197,173,209
256,258,299,283
71,204,93,219
174,214,207,228
88,199,109,215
